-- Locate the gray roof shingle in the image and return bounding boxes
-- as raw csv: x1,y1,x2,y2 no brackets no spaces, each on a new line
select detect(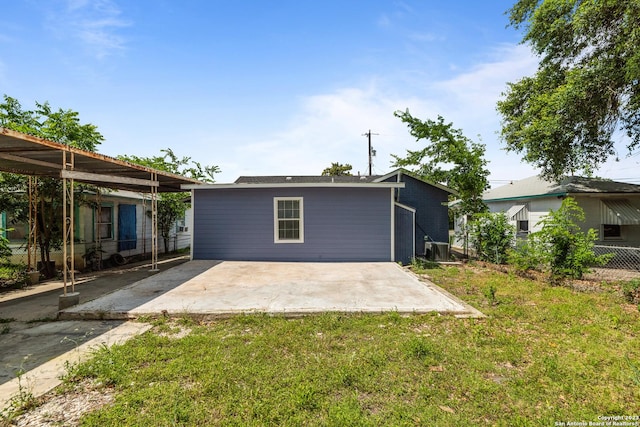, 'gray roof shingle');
484,175,640,201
